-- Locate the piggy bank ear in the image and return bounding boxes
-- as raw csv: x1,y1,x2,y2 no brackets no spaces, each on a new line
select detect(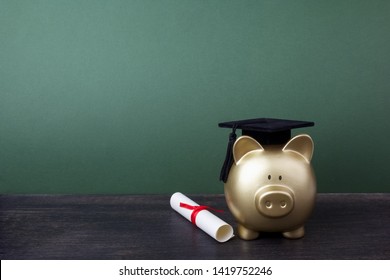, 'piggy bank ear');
233,136,264,163
283,134,314,162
